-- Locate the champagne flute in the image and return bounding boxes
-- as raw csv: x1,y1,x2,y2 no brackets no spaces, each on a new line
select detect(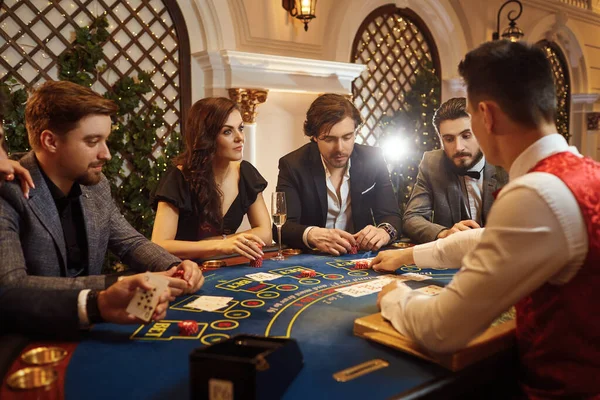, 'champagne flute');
271,192,287,261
